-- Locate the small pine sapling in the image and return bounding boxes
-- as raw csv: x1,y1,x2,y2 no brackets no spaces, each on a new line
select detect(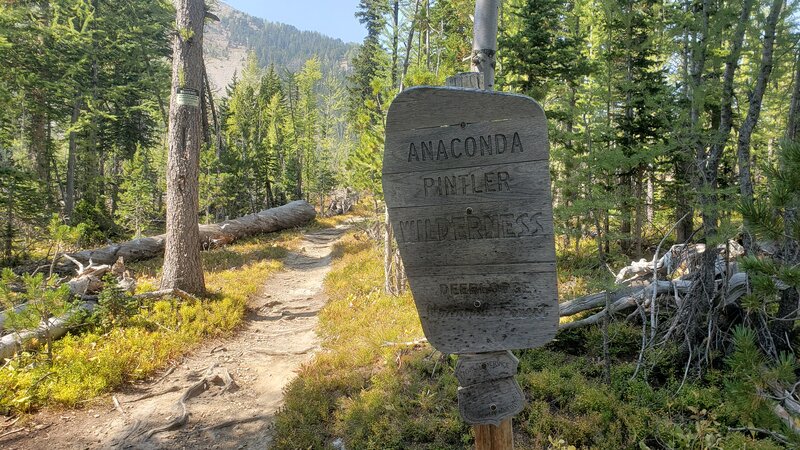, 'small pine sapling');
1,270,71,363
94,274,138,331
